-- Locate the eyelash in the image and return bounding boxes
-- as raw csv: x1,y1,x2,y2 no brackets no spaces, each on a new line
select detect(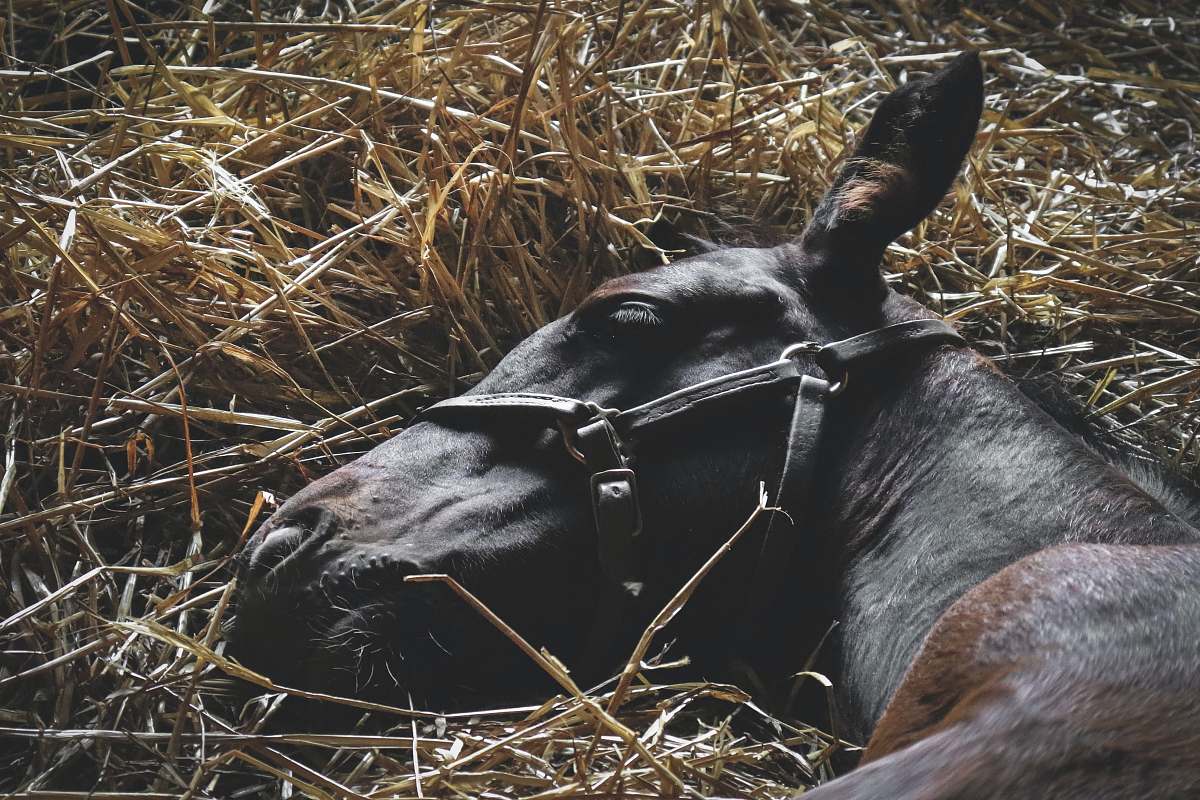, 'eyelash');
608,301,664,328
